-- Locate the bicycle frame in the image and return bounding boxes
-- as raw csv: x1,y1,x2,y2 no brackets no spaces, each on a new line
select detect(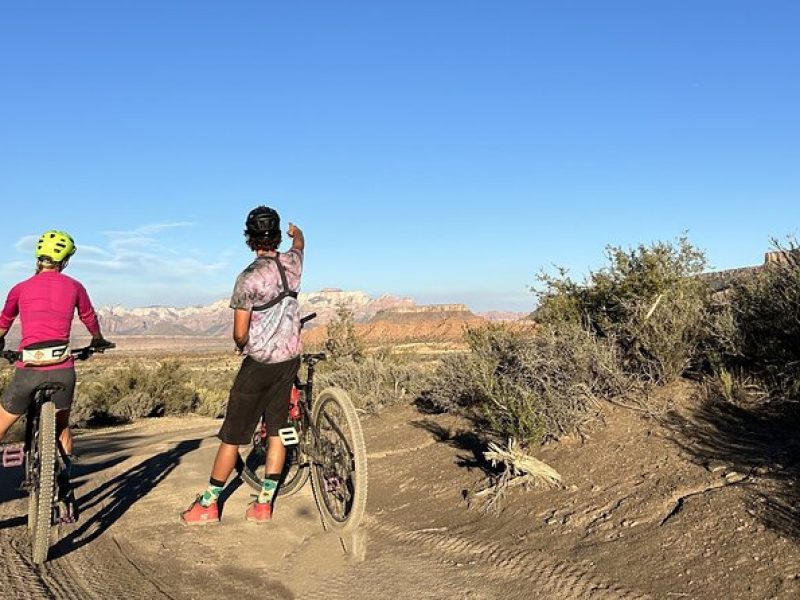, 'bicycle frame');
261,352,326,466
293,354,328,465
